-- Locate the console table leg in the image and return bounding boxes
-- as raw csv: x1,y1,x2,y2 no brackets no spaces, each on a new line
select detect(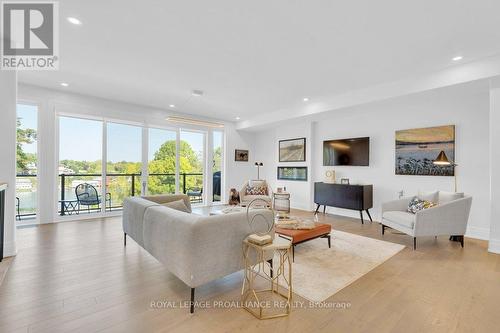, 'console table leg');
323,205,326,214
365,209,373,222
359,210,364,224
314,204,320,215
